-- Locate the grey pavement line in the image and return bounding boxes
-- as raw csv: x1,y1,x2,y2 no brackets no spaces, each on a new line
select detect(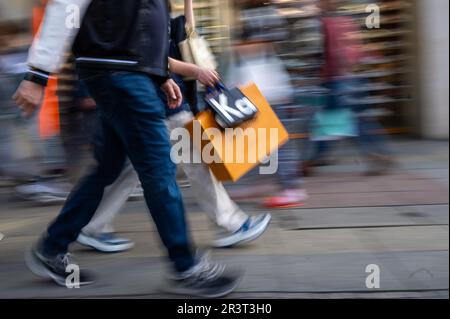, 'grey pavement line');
303,188,449,193
268,191,447,197
25,289,450,300
398,167,449,171
248,203,450,209
269,203,450,211
288,224,450,231
55,223,448,235
234,199,450,205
